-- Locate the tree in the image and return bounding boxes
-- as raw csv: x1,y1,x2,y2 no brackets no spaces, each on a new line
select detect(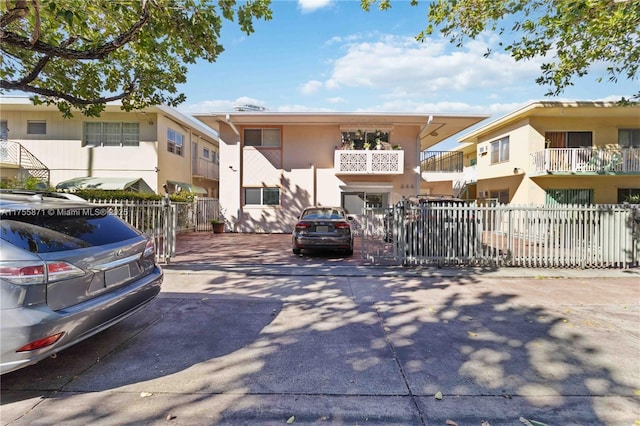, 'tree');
1,0,272,117
361,0,640,98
